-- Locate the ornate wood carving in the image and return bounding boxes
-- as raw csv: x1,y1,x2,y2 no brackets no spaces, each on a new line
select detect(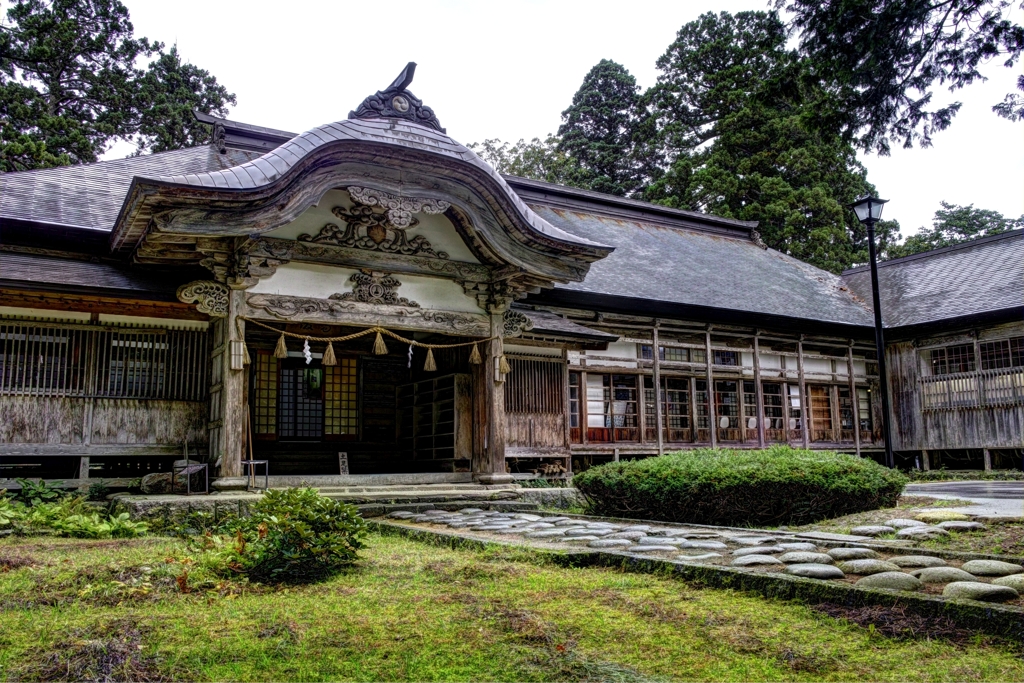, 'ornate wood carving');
176,280,230,317
347,186,451,228
750,230,768,250
503,309,534,338
245,293,489,336
331,271,419,307
348,62,445,132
